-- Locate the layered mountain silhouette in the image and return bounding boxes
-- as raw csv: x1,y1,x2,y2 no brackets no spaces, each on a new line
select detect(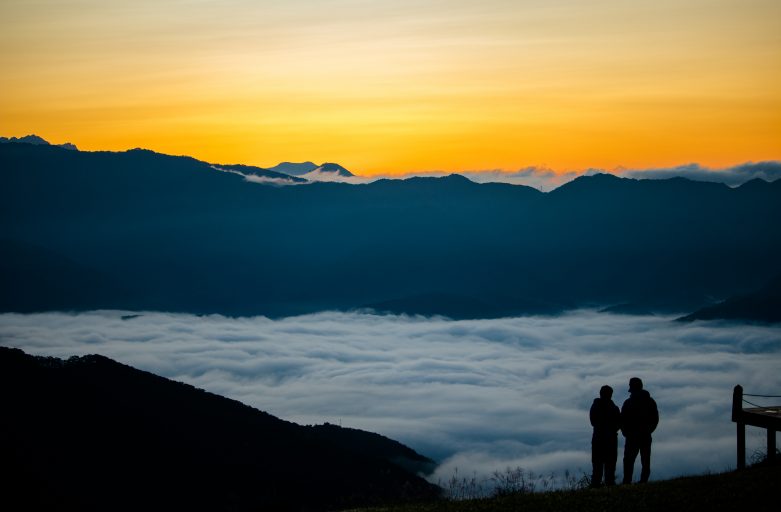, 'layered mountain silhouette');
1,141,780,318
0,346,438,511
